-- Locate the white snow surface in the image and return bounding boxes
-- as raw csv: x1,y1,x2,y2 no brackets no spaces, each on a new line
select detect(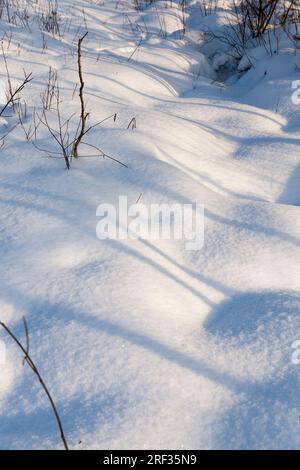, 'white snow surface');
0,0,300,450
